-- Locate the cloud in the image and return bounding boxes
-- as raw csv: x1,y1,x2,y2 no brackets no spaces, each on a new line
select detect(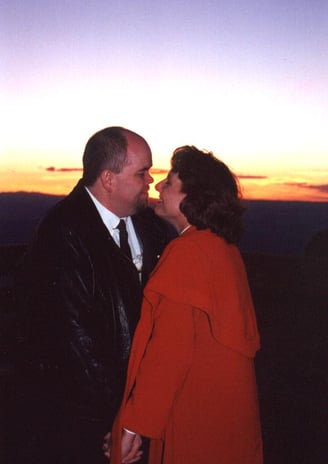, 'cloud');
46,167,82,172
150,168,169,174
153,169,267,179
308,184,328,193
285,182,328,194
238,174,268,180
45,167,168,174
